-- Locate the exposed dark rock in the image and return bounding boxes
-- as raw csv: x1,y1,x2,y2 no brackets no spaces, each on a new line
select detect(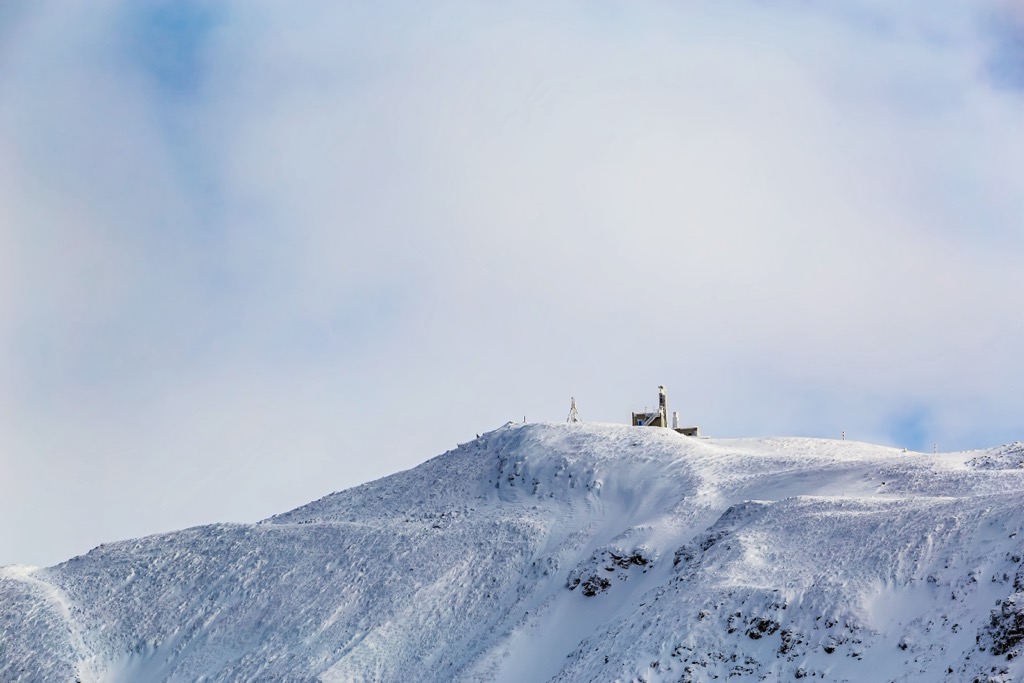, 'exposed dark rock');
567,547,653,597
978,594,1024,658
746,616,780,640
580,576,611,597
